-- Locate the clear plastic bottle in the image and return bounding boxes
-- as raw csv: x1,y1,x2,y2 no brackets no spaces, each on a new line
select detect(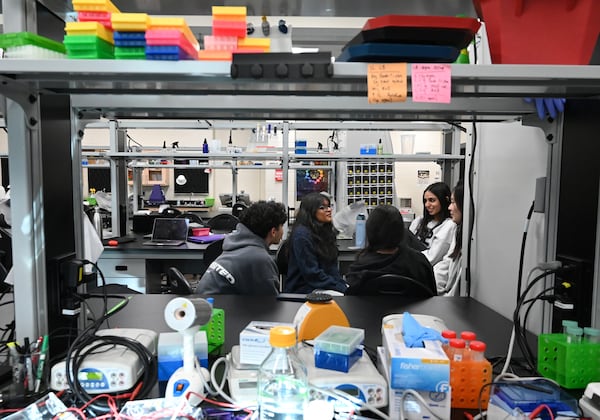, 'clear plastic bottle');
355,213,366,248
258,326,308,420
447,338,466,362
561,319,578,334
460,331,476,359
441,330,456,355
583,327,600,343
566,326,583,344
